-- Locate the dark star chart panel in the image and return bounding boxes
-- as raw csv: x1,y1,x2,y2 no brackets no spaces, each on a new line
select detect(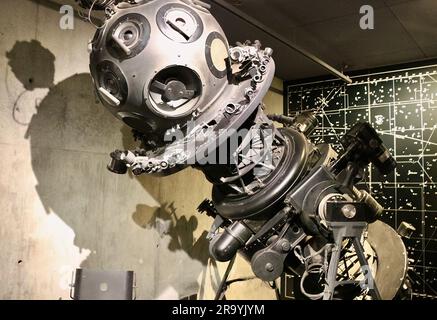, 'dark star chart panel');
284,63,437,299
